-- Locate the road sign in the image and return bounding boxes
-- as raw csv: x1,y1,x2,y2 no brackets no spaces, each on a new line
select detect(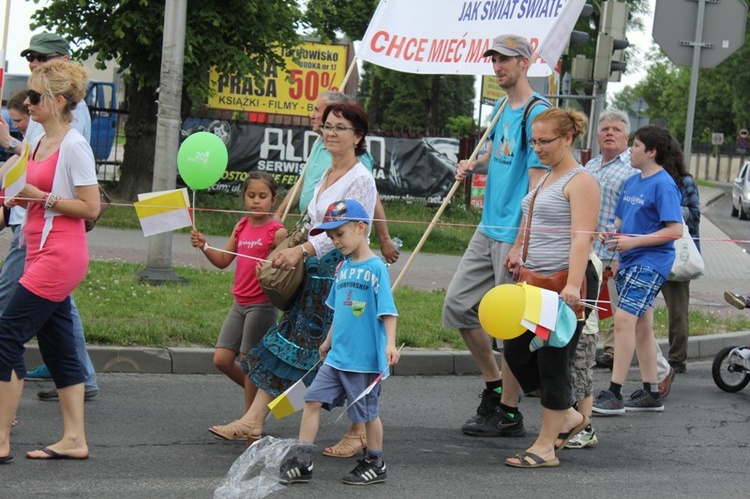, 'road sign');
712,132,725,145
653,0,747,68
630,97,649,115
